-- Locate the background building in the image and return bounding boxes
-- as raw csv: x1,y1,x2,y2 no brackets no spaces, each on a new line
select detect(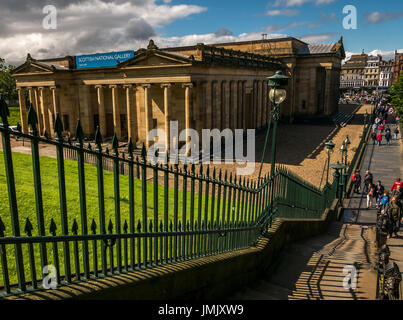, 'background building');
364,55,382,91
12,37,345,147
379,59,394,90
393,51,403,83
340,51,367,93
